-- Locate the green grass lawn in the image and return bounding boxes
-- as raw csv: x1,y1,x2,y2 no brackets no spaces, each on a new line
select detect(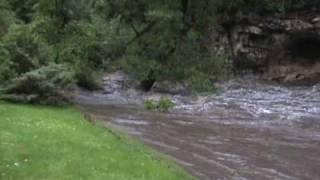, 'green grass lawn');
0,102,192,180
